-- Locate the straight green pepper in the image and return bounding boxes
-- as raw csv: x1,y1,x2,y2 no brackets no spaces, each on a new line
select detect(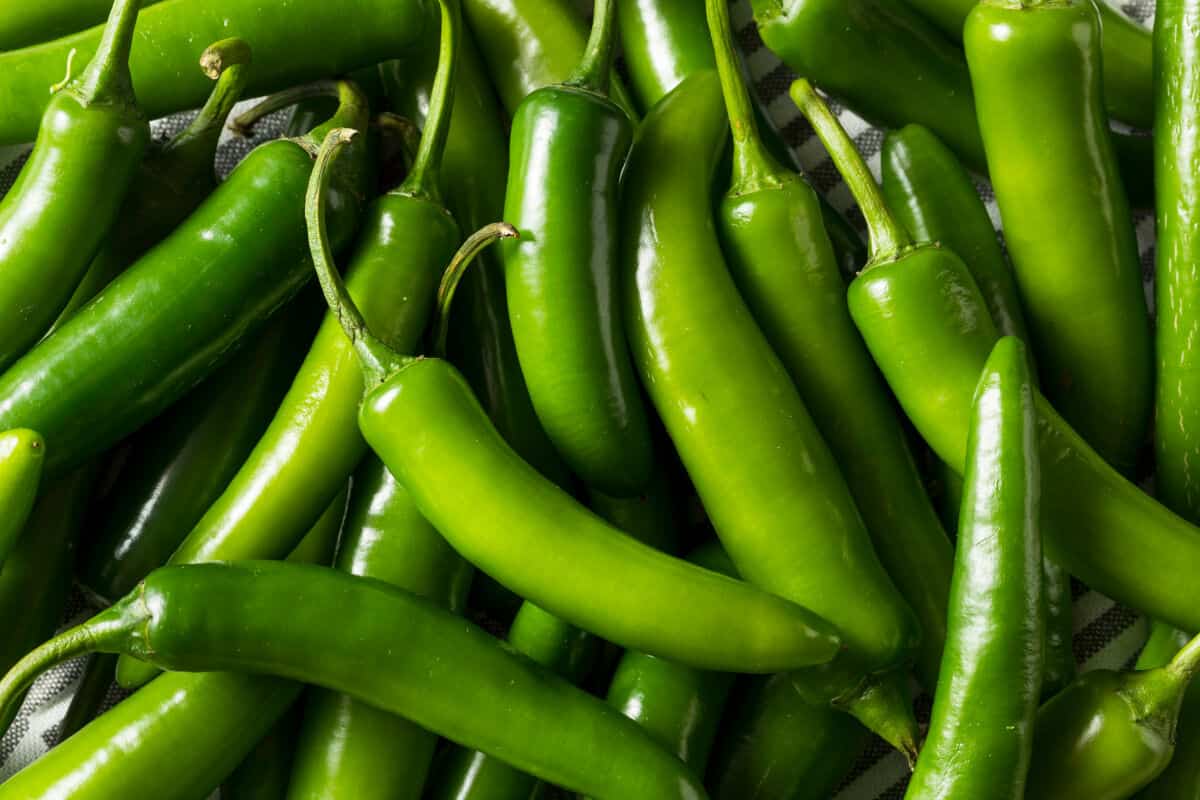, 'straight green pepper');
707,0,951,692
500,0,654,496
0,0,155,49
620,70,919,755
0,0,149,370
0,430,43,570
0,507,341,800
0,81,370,479
906,337,1043,800
965,0,1152,477
3,561,716,800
